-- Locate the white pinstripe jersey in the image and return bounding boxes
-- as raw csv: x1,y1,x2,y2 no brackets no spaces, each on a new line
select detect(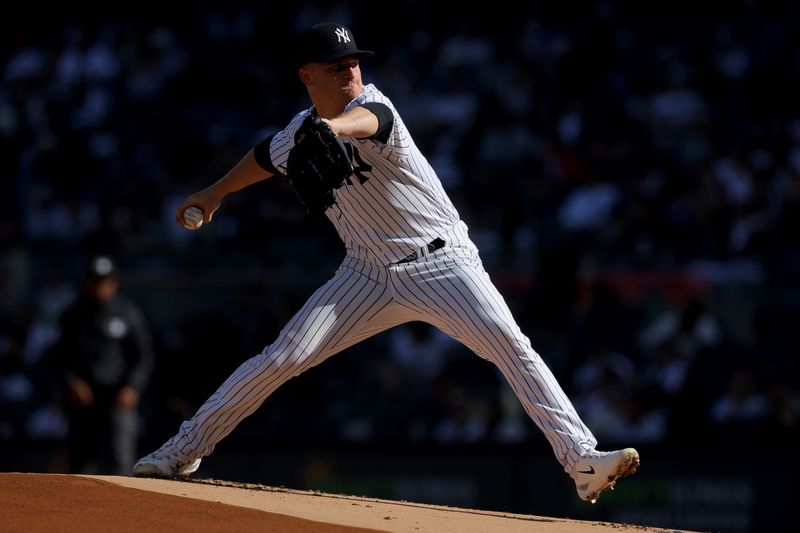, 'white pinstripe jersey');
268,84,461,265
